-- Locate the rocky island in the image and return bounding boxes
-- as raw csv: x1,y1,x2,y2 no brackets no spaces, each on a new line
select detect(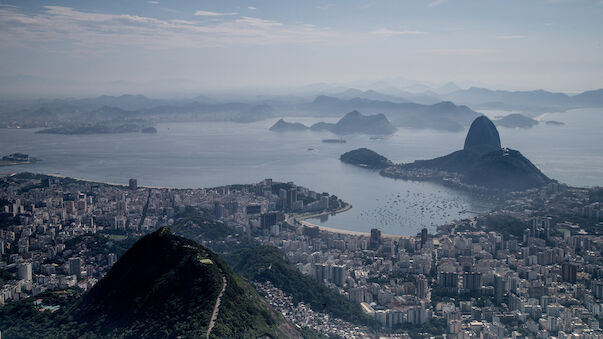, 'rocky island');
340,148,392,169
269,110,397,135
37,122,157,135
381,116,552,192
494,113,538,128
269,119,310,132
0,153,37,166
